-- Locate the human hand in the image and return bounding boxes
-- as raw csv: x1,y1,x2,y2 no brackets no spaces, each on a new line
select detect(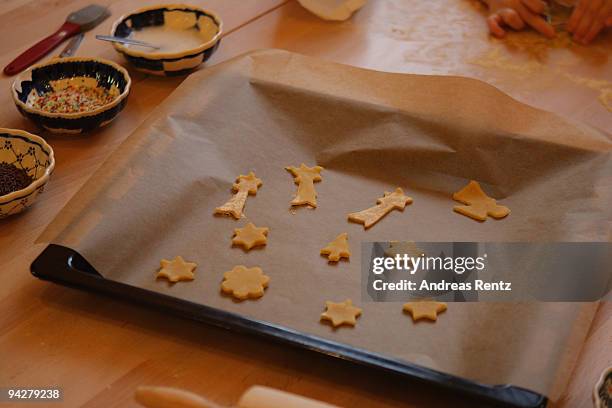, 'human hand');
567,0,612,44
483,0,556,38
